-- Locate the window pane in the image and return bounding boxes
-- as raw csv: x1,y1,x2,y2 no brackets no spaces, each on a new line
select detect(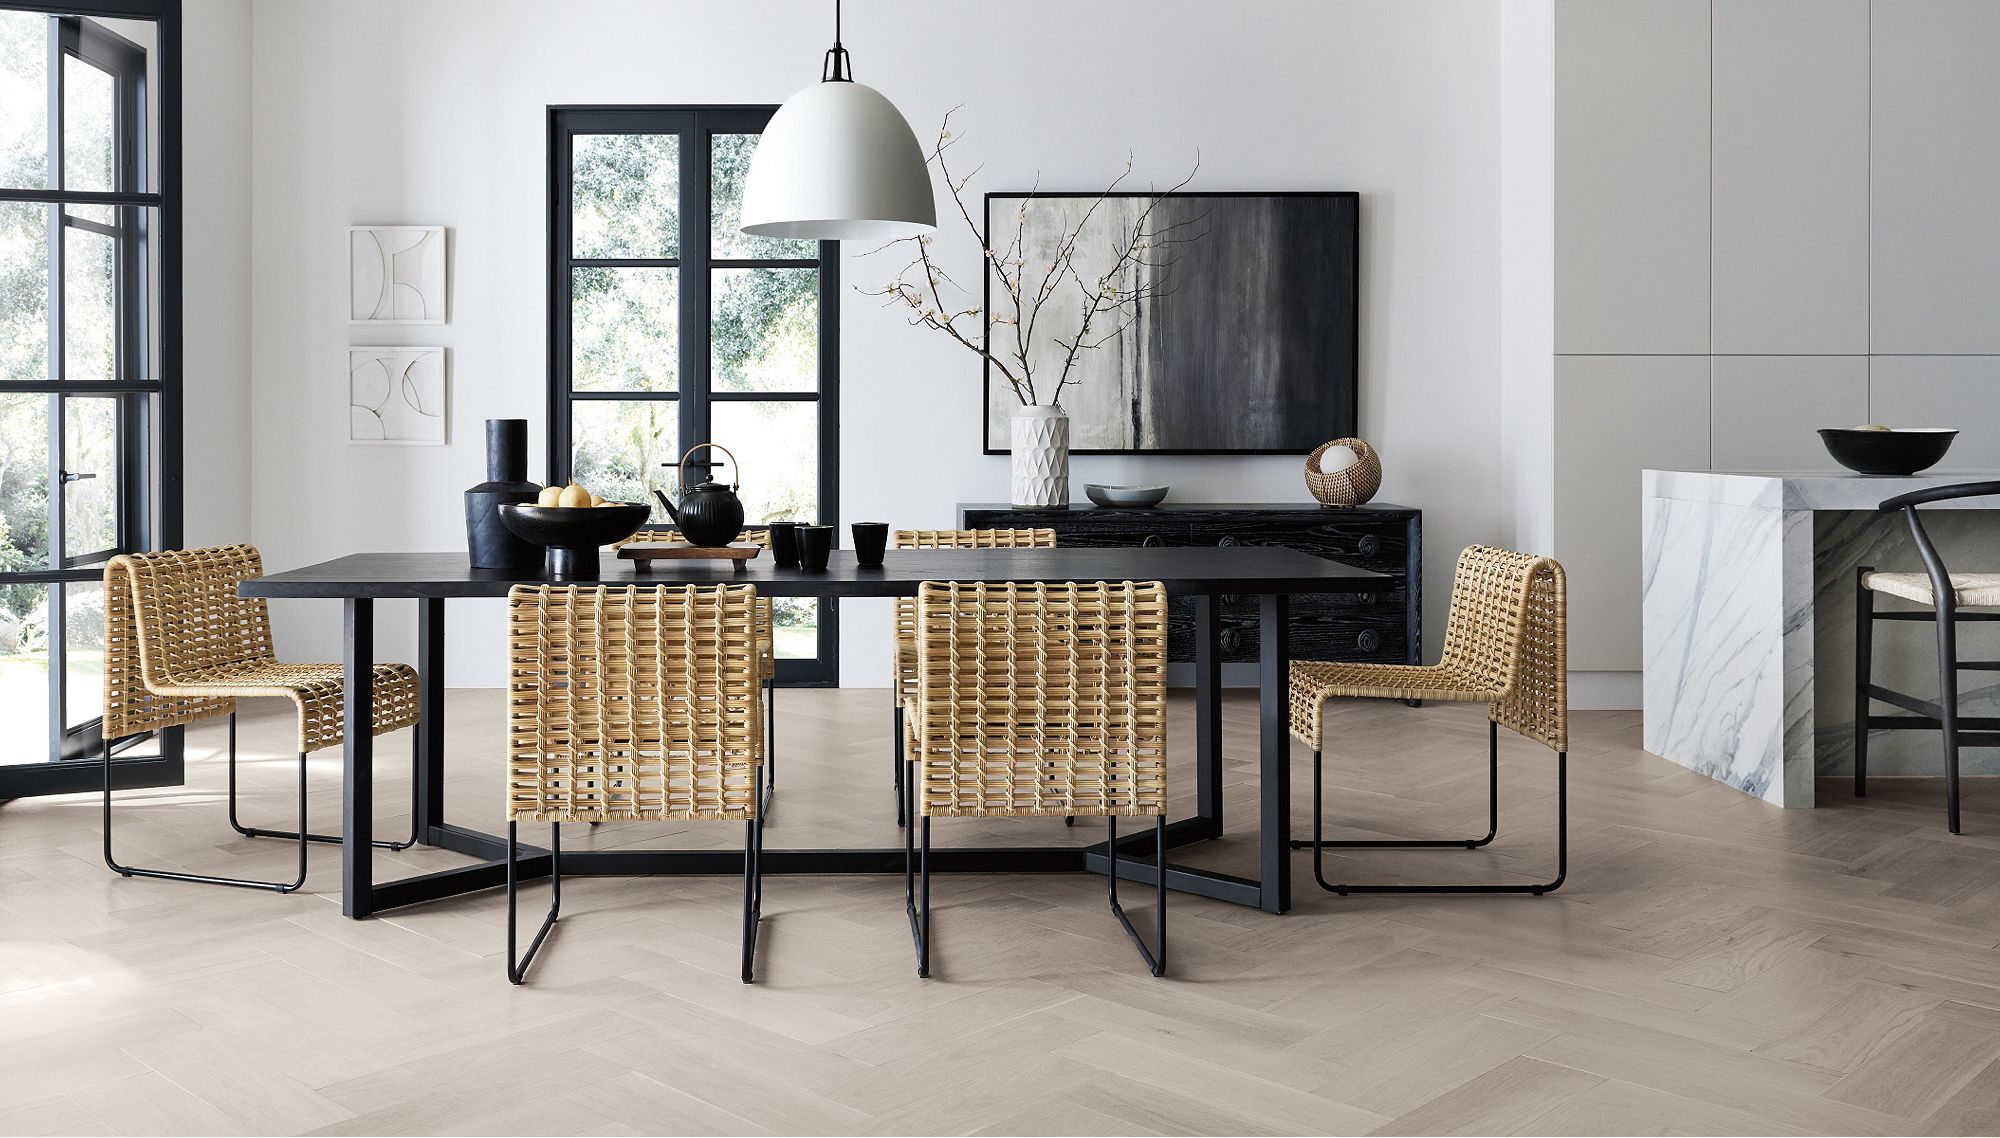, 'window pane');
63,396,116,558
0,392,50,568
570,400,677,521
64,579,100,727
712,268,817,393
62,55,115,193
771,596,817,661
710,133,814,261
572,267,677,392
63,222,115,381
0,585,49,763
0,11,49,191
572,133,678,259
710,400,816,525
0,202,49,381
